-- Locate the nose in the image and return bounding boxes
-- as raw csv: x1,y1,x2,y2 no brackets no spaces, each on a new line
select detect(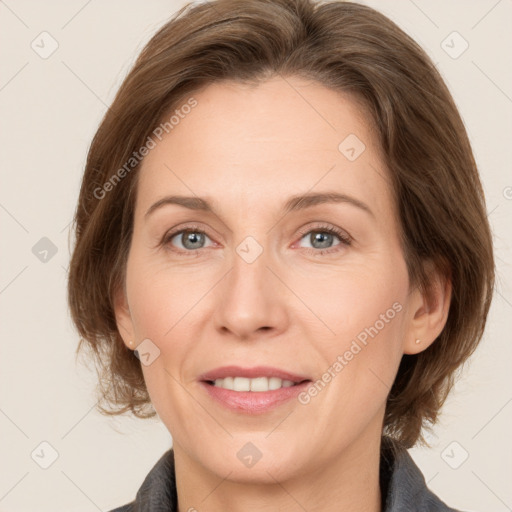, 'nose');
213,241,289,340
